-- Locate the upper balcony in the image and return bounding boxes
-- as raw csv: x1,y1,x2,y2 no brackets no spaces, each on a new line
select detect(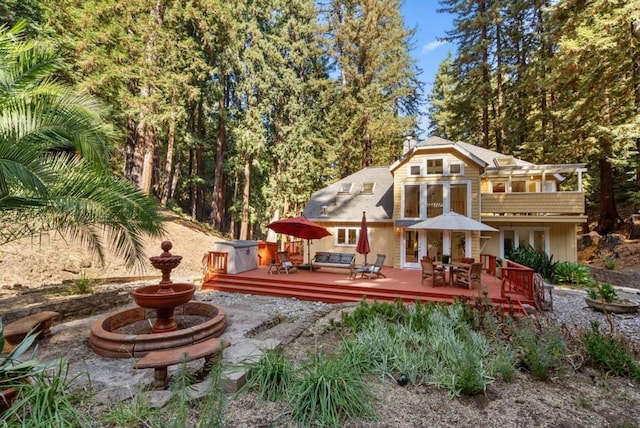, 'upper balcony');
480,163,587,221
